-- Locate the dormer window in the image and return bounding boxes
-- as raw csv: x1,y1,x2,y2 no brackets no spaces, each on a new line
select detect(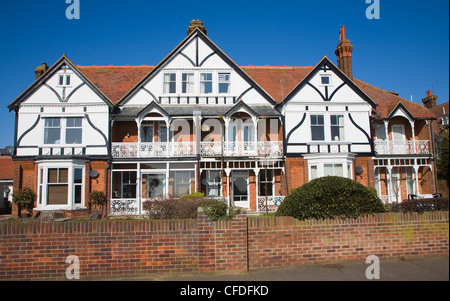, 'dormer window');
59,75,71,86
